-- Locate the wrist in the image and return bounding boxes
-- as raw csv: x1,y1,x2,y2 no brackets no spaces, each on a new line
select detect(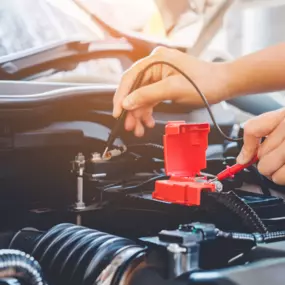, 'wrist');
223,60,249,100
220,61,239,101
209,62,236,104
